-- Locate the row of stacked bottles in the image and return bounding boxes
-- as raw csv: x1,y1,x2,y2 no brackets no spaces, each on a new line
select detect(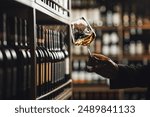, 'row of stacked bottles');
0,13,70,100
0,13,32,99
72,0,150,57
73,90,146,100
0,0,72,100
39,0,69,16
36,25,70,99
71,0,150,100
72,59,108,85
122,0,150,56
